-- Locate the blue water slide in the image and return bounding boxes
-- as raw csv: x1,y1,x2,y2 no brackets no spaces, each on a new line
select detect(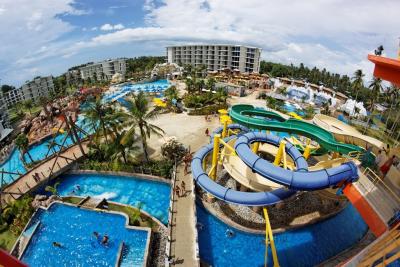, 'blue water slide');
234,132,359,190
191,141,297,206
